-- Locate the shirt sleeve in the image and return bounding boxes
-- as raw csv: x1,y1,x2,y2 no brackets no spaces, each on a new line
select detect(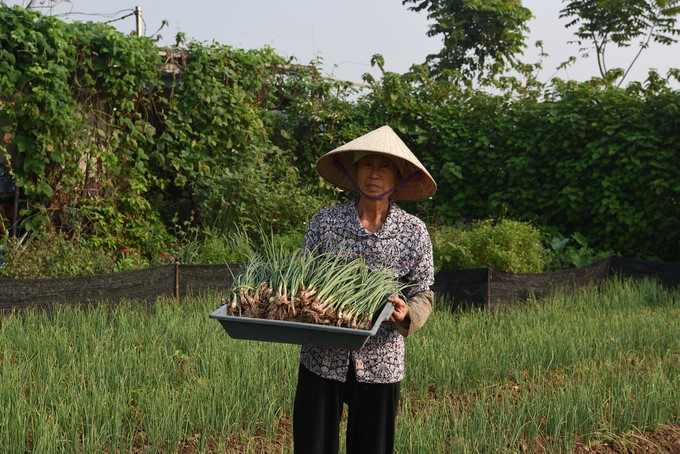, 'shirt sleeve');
302,210,323,253
395,290,433,337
